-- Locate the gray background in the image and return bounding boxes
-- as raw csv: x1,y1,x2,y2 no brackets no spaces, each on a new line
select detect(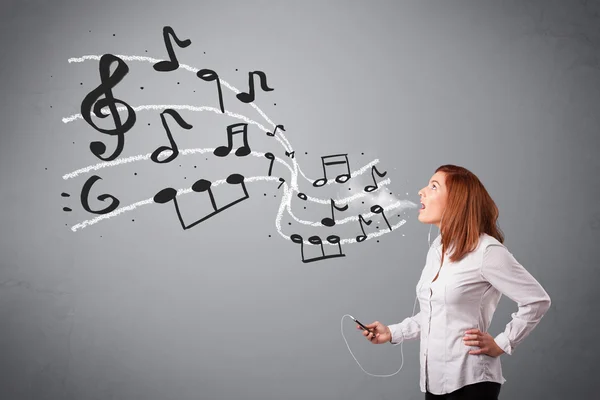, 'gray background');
0,0,597,399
